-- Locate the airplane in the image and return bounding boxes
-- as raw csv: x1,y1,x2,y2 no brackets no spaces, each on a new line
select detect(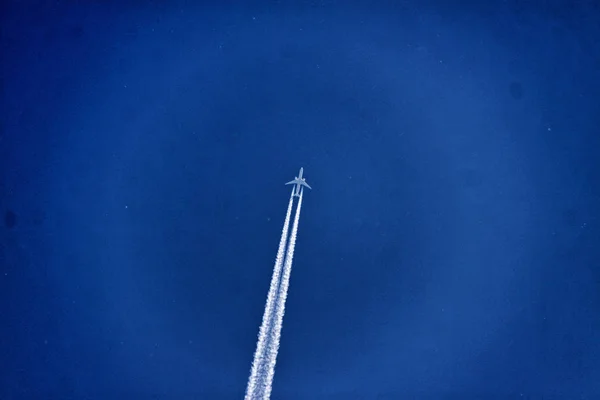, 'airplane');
285,167,312,197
